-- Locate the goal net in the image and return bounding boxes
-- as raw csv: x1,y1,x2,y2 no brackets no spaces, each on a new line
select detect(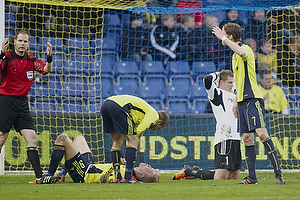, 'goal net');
2,0,300,173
